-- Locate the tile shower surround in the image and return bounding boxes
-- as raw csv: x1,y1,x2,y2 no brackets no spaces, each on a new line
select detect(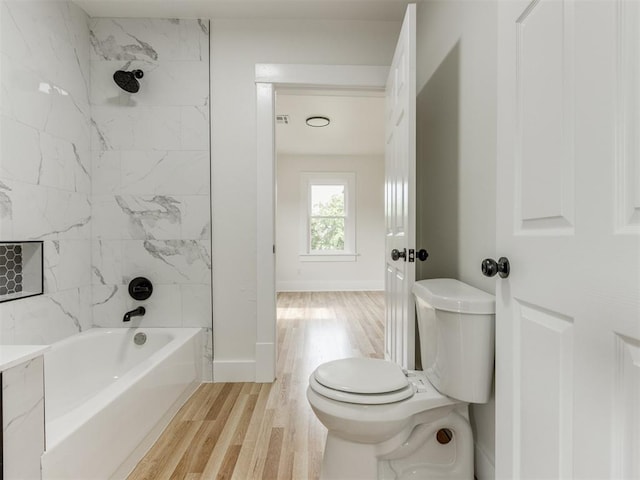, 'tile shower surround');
89,18,212,379
0,5,212,378
0,1,93,345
